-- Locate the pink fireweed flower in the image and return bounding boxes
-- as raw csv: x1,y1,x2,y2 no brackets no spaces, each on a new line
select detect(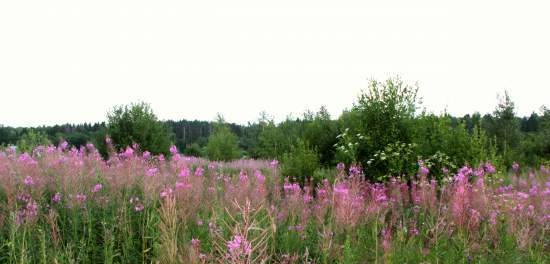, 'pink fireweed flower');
23,175,35,186
75,193,87,203
179,167,190,178
208,163,217,170
484,162,496,174
91,183,103,193
442,167,449,175
158,154,165,161
142,151,151,159
146,167,158,177
269,159,279,168
169,145,178,155
191,238,200,248
194,167,204,177
254,170,265,183
333,183,349,196
227,235,252,257
419,166,430,176
60,141,69,150
337,162,345,171
512,162,520,172
175,181,192,190
52,192,62,203
160,187,173,198
239,170,248,182
123,147,134,158
349,165,361,177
